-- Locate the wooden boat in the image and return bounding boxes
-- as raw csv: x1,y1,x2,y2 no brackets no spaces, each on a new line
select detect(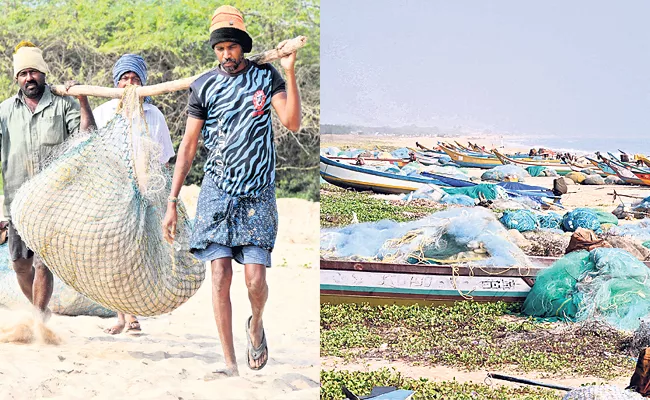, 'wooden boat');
320,257,650,306
320,259,543,305
440,146,504,168
327,156,412,168
492,150,573,175
586,157,616,177
597,155,646,186
320,155,446,196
